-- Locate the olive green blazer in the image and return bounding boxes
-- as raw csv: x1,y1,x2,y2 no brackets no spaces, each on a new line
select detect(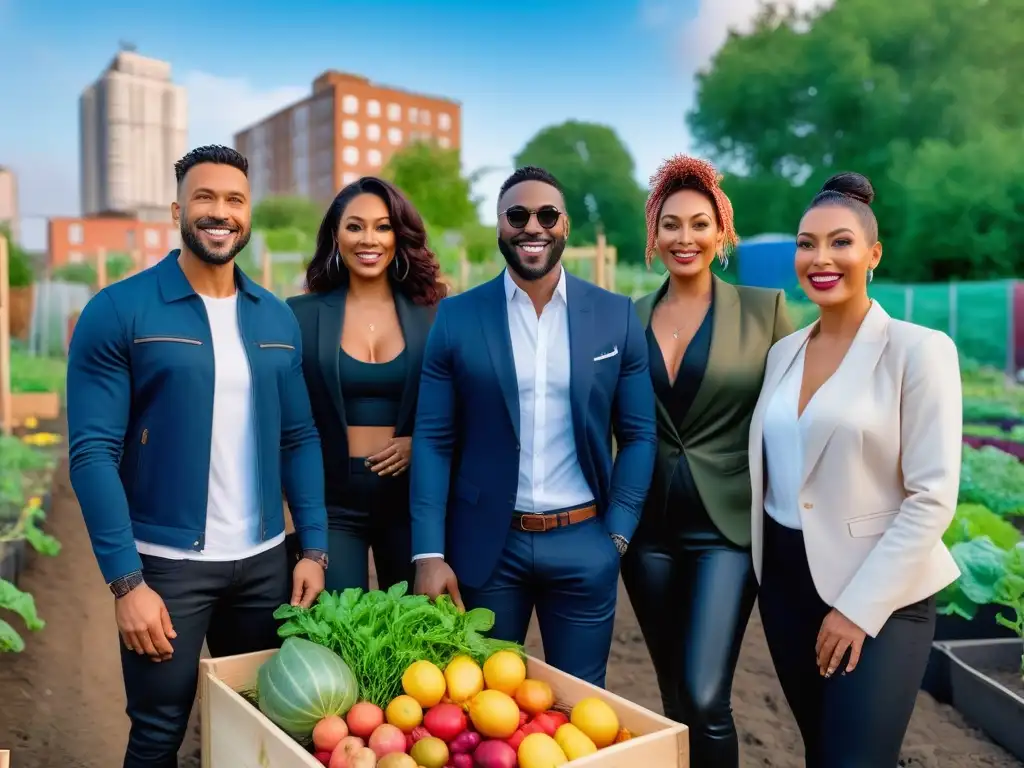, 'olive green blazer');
634,276,794,547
